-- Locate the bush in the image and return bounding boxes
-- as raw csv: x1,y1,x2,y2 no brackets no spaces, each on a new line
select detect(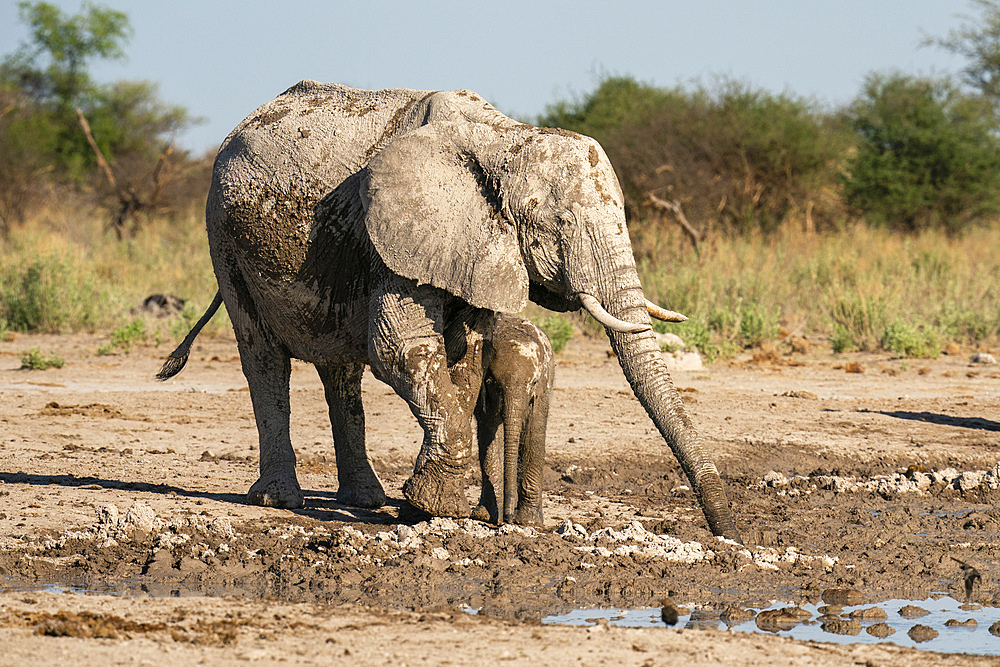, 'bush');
826,296,889,352
1,255,104,332
538,76,851,244
19,347,64,370
881,321,940,358
841,73,1000,232
738,301,780,348
653,317,738,363
97,319,146,355
536,315,574,354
